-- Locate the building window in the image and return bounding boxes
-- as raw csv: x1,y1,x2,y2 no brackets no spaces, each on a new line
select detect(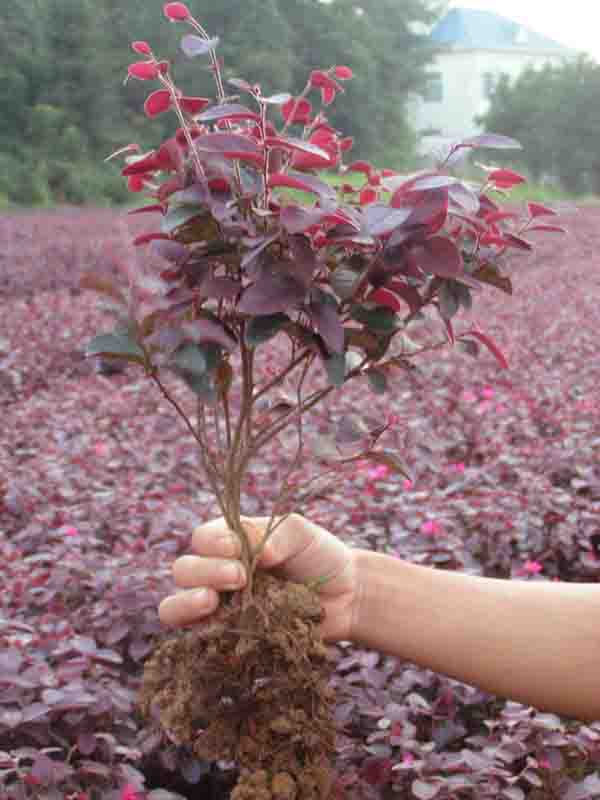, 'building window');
423,72,443,103
482,72,498,99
